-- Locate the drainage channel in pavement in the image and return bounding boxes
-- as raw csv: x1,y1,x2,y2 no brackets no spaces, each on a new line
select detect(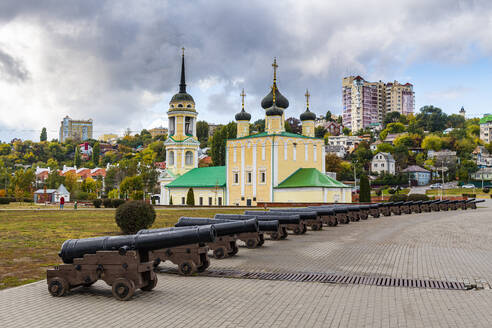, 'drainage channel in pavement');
157,267,473,291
